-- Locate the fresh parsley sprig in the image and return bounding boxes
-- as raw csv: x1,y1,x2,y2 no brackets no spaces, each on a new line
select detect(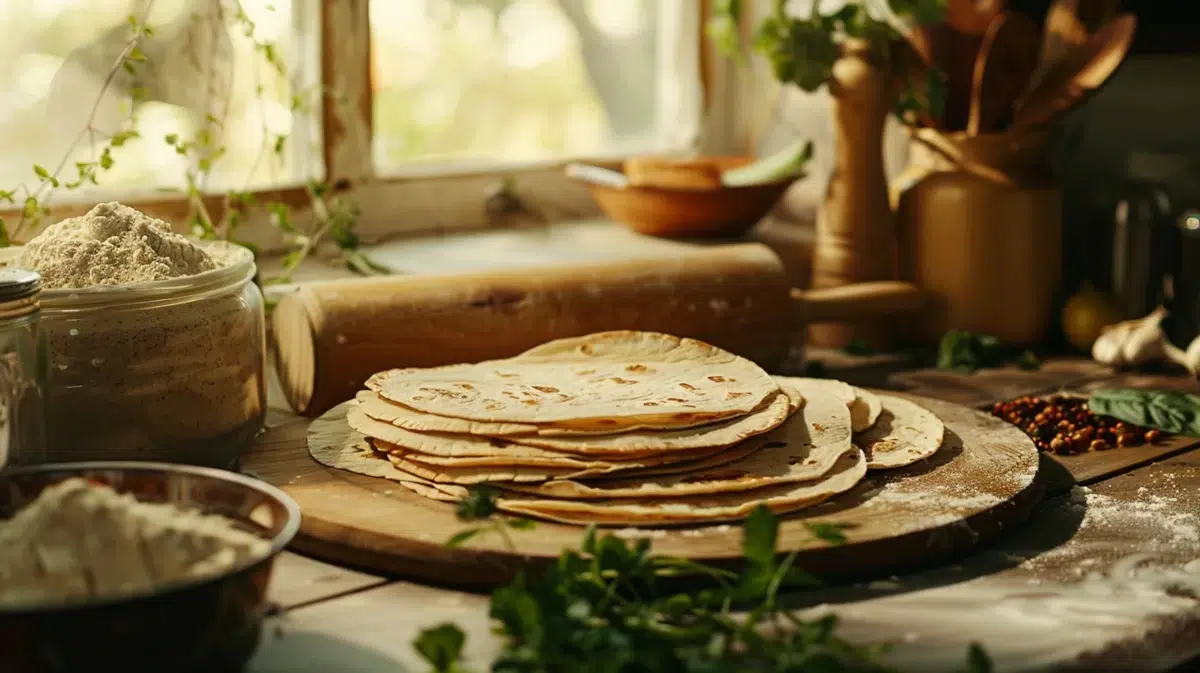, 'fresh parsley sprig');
414,487,993,673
